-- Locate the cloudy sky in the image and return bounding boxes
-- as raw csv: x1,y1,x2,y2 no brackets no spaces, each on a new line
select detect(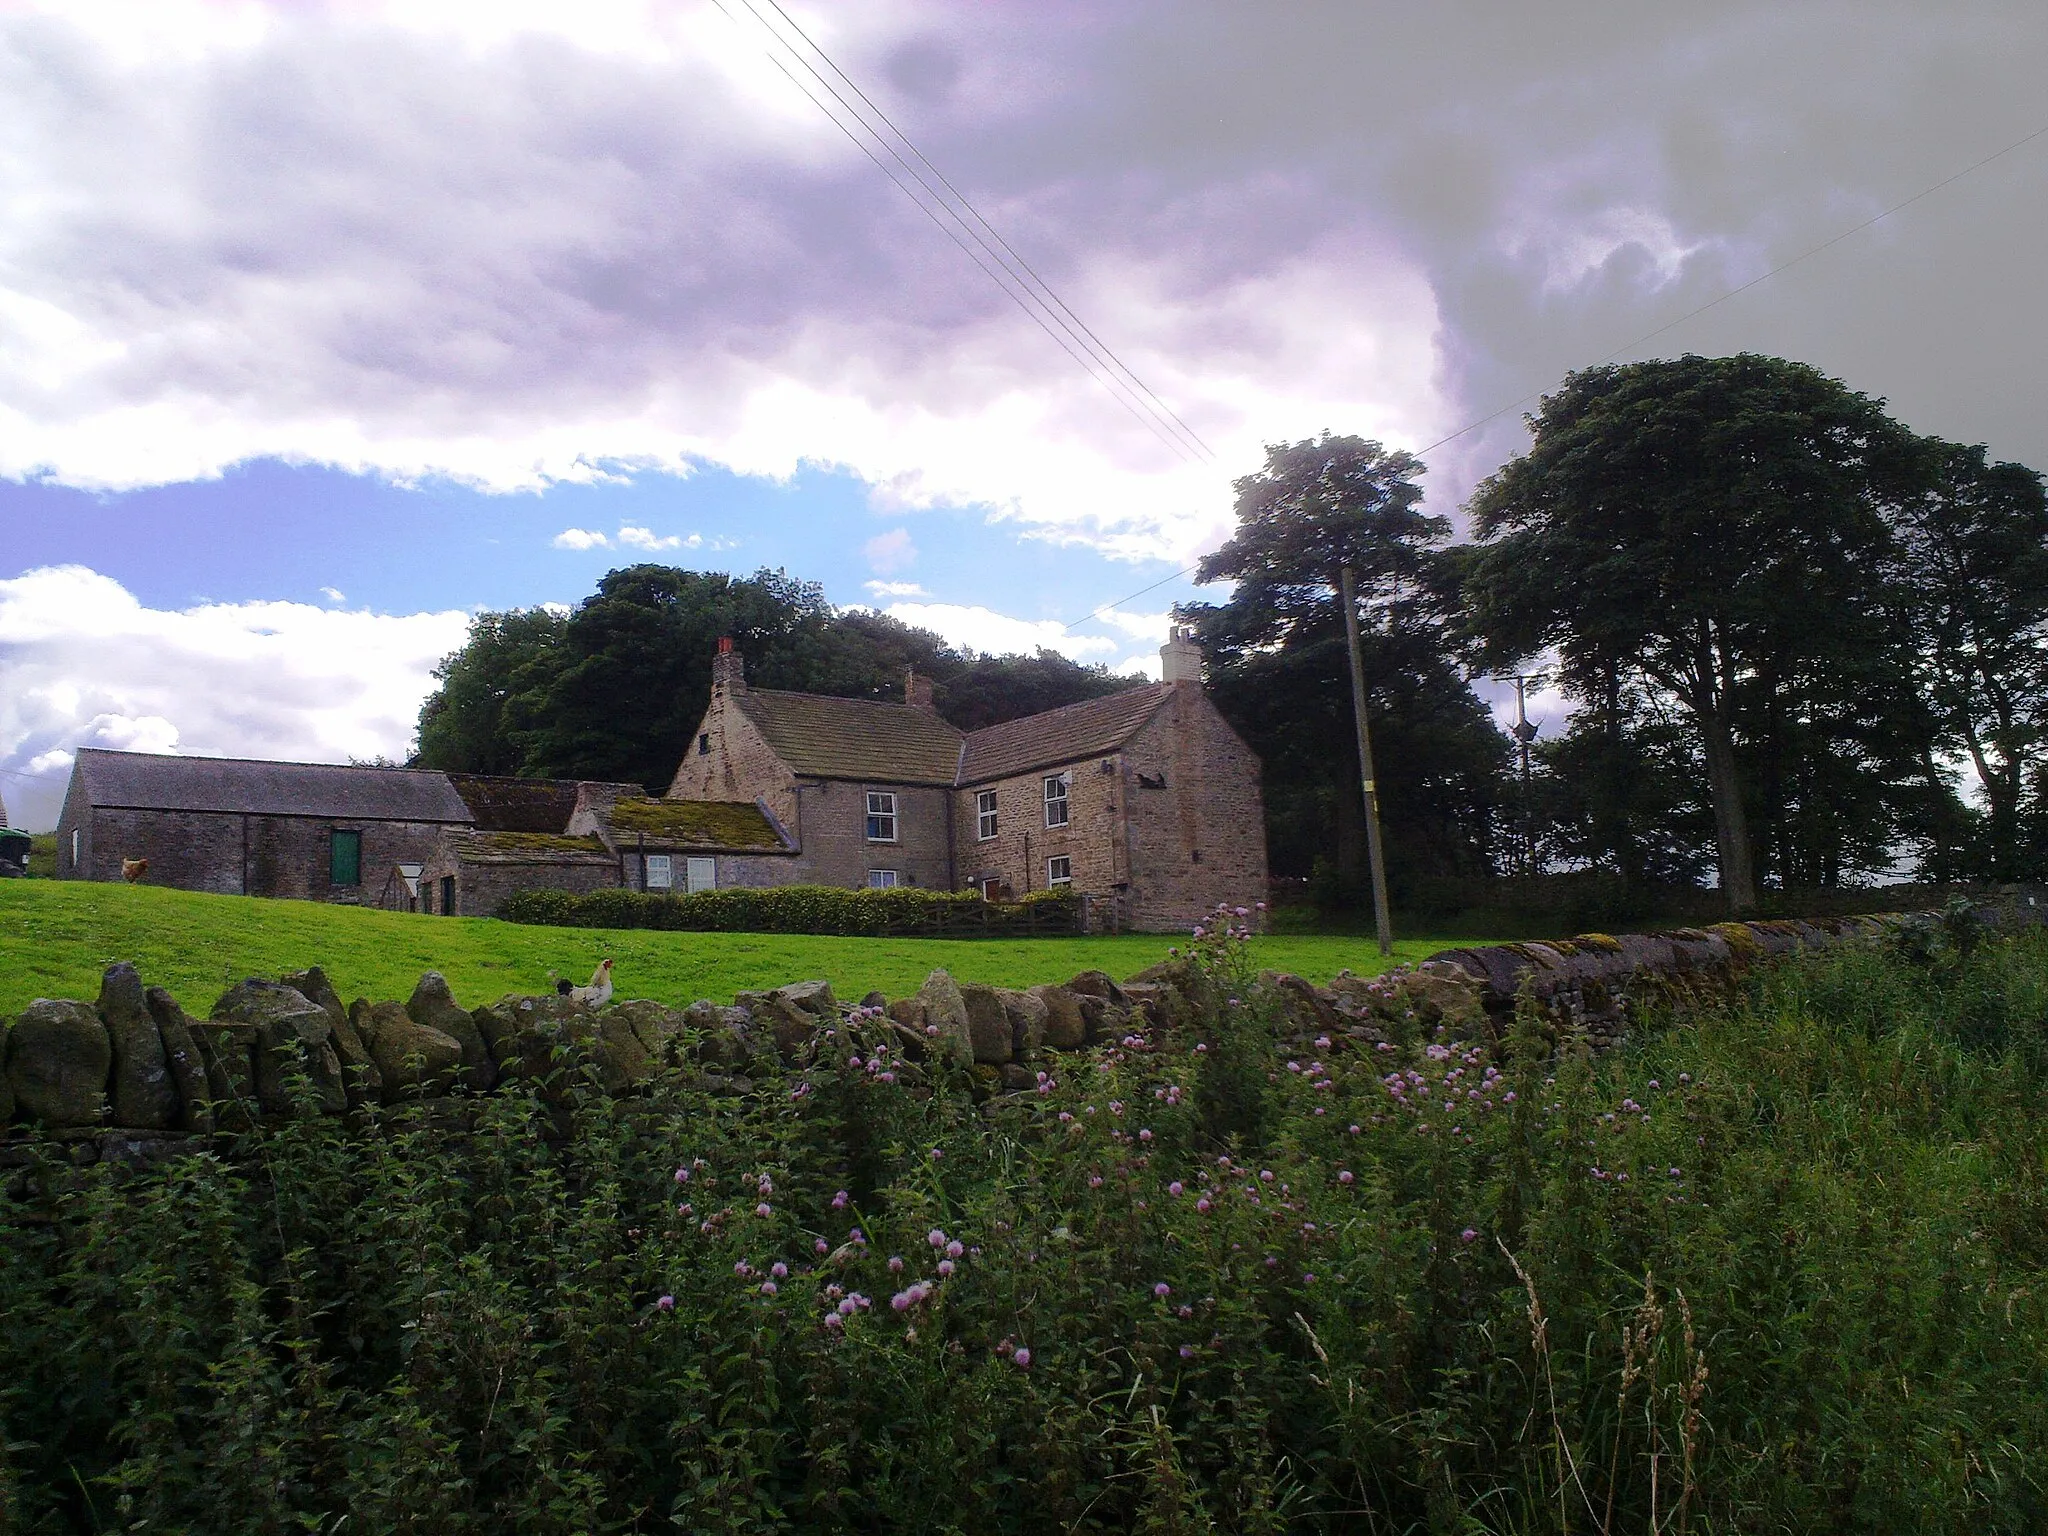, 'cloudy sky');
4,0,2045,828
